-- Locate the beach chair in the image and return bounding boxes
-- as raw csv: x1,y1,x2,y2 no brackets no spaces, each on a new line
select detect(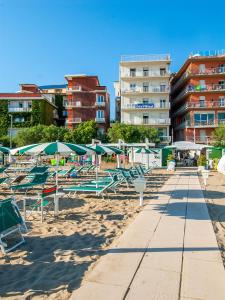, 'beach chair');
11,172,49,193
57,166,76,178
29,166,49,174
63,175,122,198
23,185,61,222
0,198,27,254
